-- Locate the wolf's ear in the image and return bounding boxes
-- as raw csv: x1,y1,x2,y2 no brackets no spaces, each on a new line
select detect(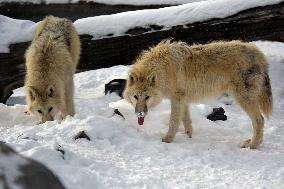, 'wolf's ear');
148,73,157,87
128,72,138,86
47,86,54,98
28,86,37,101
